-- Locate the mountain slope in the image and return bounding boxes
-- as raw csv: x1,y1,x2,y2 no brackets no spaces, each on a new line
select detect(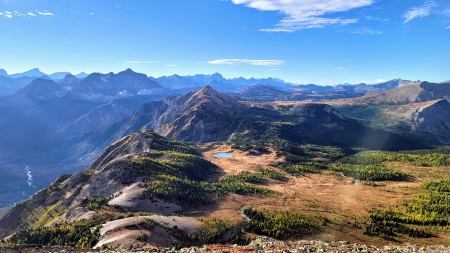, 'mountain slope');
75,86,429,165
346,81,450,105
73,86,246,156
0,76,37,96
337,99,450,144
0,130,217,238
